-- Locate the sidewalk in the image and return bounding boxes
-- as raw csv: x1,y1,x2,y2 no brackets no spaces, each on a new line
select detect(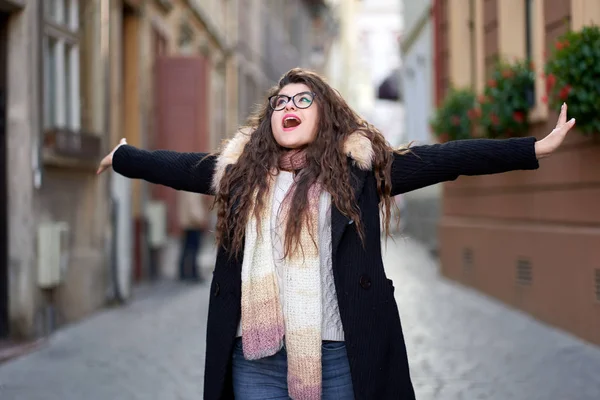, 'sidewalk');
0,238,598,399
0,279,211,400
0,339,46,364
